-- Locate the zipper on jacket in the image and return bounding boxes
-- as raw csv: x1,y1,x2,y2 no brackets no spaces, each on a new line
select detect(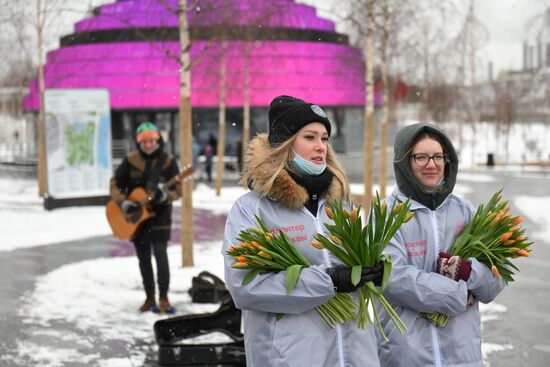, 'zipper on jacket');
309,204,346,367
430,210,442,367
